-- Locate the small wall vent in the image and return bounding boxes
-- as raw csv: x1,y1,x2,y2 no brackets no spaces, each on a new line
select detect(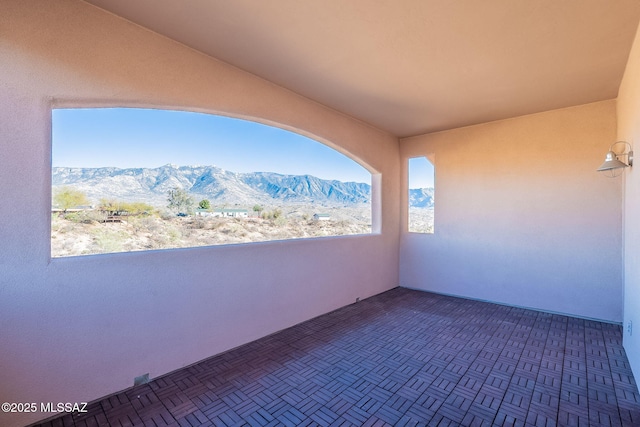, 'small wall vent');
134,373,150,386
